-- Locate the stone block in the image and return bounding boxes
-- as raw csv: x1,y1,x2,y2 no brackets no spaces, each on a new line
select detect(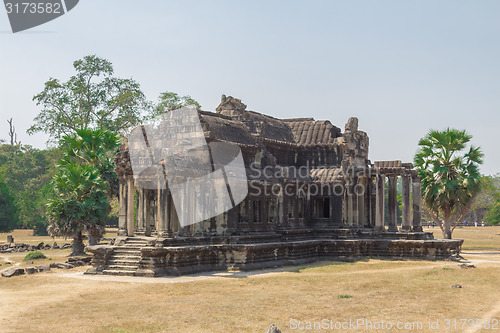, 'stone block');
25,267,36,274
35,265,50,272
1,267,25,277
